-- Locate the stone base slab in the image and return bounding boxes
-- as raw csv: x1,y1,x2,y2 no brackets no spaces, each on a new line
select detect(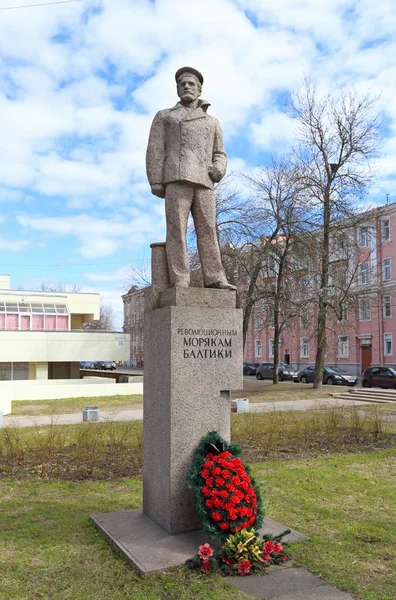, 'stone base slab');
90,509,308,576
